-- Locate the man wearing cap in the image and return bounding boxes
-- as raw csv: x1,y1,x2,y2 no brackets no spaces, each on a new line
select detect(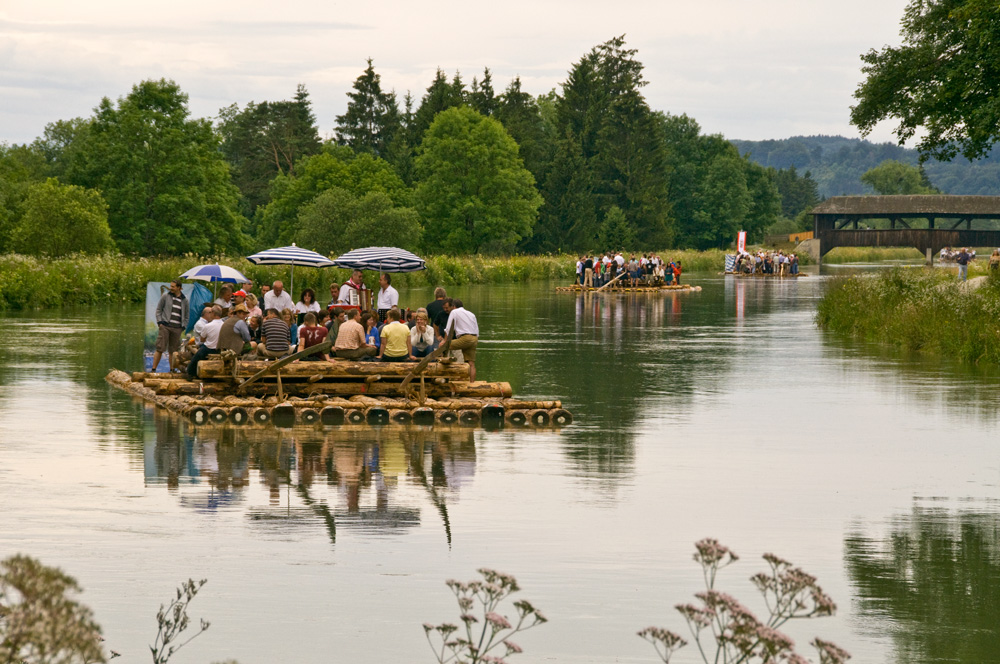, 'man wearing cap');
218,303,253,356
153,280,189,373
264,281,294,313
